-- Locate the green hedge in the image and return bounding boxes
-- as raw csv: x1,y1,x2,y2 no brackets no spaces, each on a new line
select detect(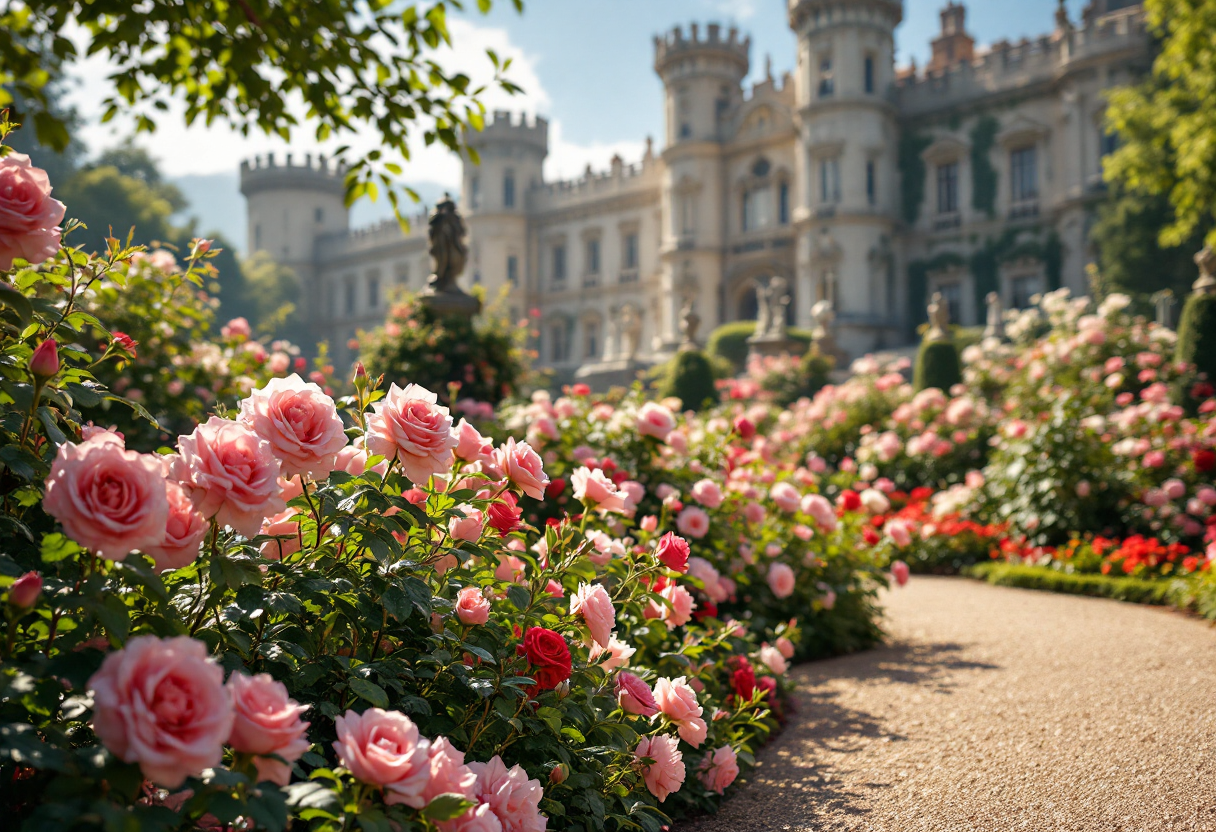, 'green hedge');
1176,293,1216,381
656,349,718,411
913,339,962,391
706,321,814,371
965,562,1174,605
